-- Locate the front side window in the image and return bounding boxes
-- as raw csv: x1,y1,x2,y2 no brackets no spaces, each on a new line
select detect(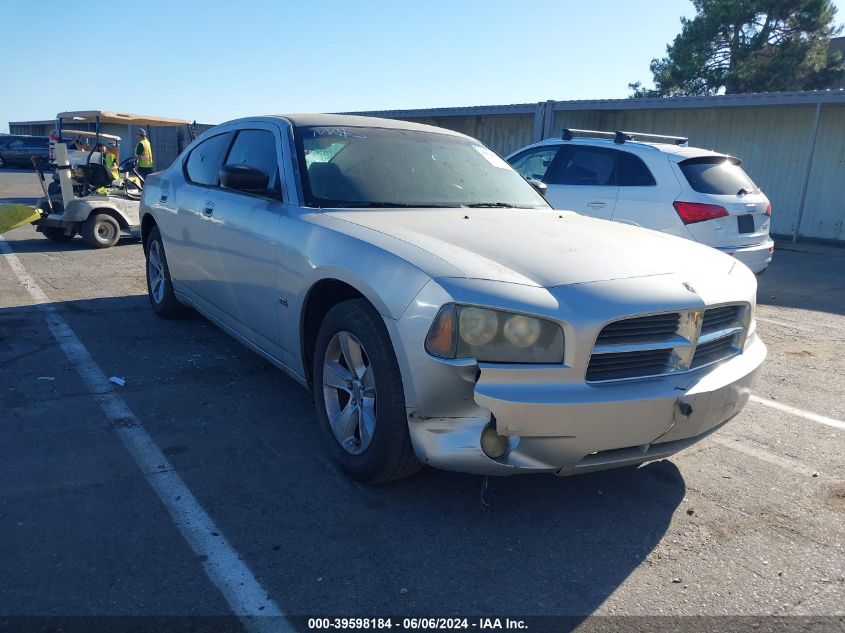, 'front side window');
552,146,616,186
223,129,280,195
507,147,560,182
295,126,548,209
185,133,230,186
